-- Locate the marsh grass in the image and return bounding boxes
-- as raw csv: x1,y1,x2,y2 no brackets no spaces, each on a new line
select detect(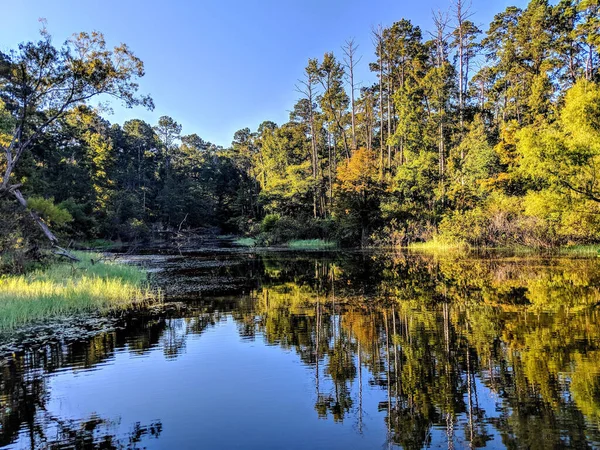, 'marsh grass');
287,239,337,250
233,237,257,247
0,251,155,329
409,241,600,257
408,240,470,252
558,245,600,256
